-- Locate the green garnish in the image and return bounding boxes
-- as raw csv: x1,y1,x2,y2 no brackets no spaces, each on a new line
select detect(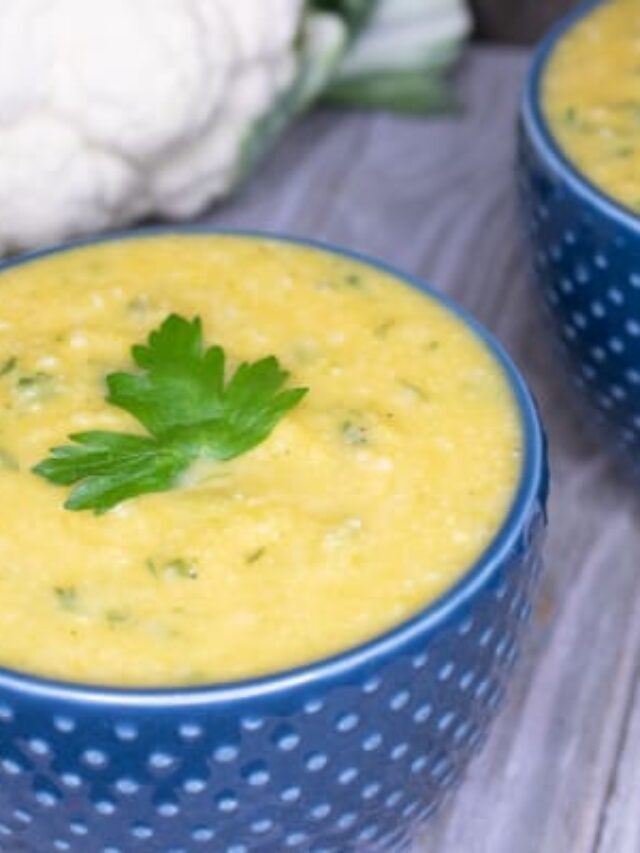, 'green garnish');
374,319,395,338
16,372,57,402
246,547,266,564
0,357,17,378
147,557,199,580
105,608,131,626
126,296,154,324
34,314,308,514
344,273,363,288
53,586,79,612
340,417,368,446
